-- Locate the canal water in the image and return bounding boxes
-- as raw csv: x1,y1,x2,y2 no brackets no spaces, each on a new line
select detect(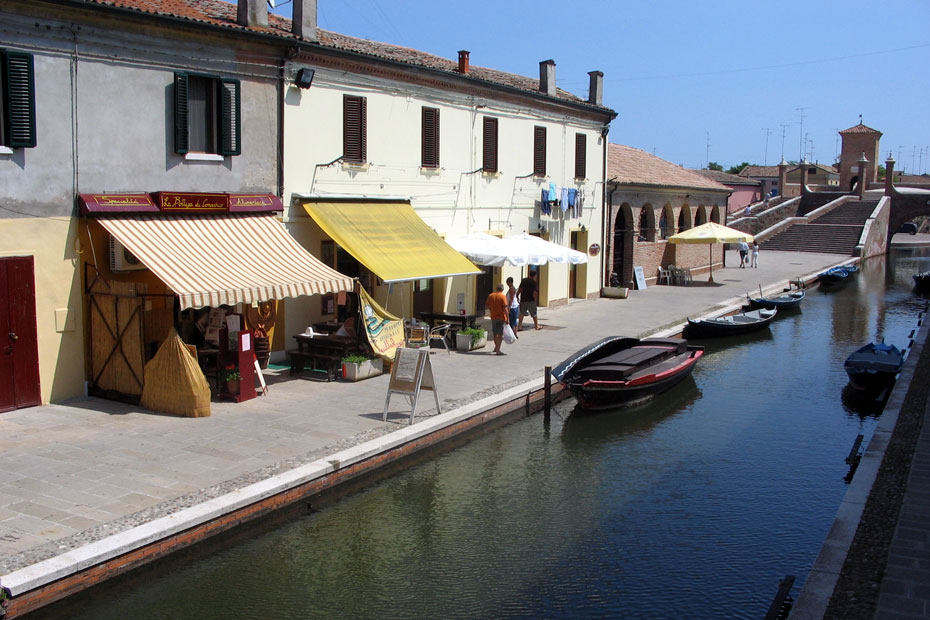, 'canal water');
30,249,930,620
